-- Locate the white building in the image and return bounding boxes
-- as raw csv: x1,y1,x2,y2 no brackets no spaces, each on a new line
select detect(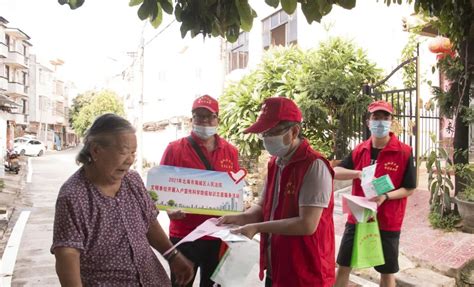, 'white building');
0,15,76,159
0,16,32,161
28,56,75,150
